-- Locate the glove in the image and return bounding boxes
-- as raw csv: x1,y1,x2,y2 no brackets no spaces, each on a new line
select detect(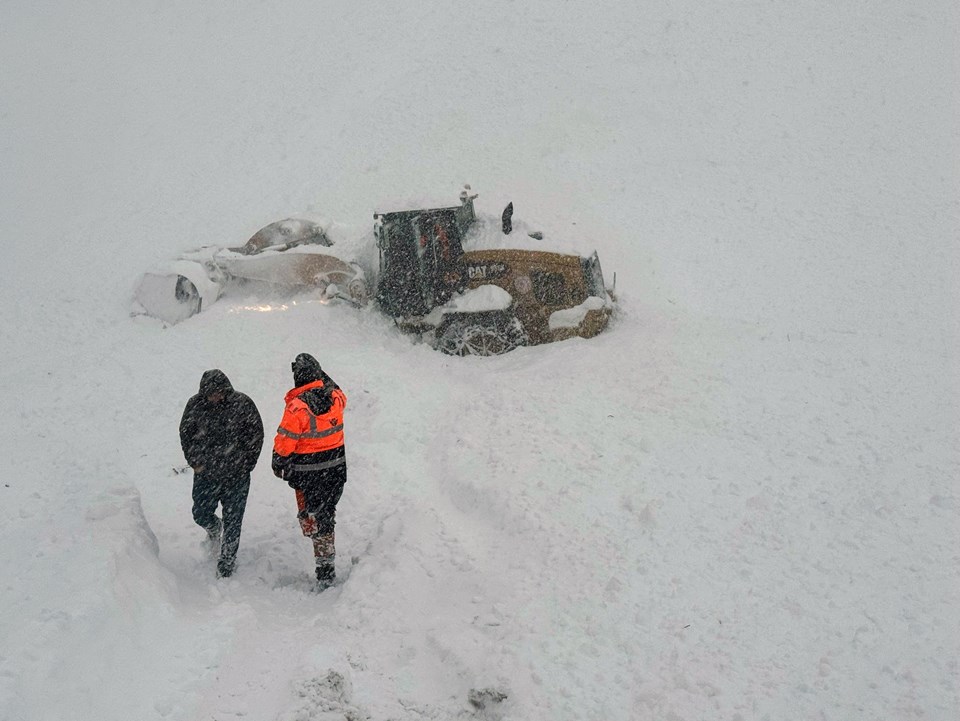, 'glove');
271,451,288,479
